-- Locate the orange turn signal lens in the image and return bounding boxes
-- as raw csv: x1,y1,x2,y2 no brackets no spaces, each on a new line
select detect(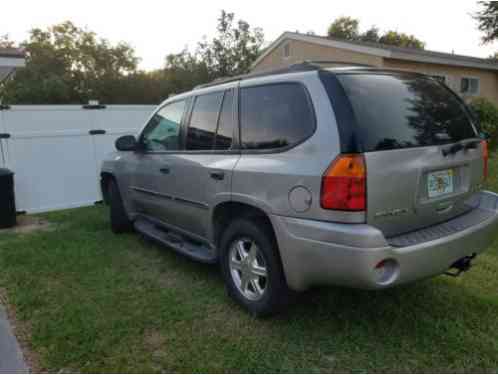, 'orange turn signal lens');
320,154,366,211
